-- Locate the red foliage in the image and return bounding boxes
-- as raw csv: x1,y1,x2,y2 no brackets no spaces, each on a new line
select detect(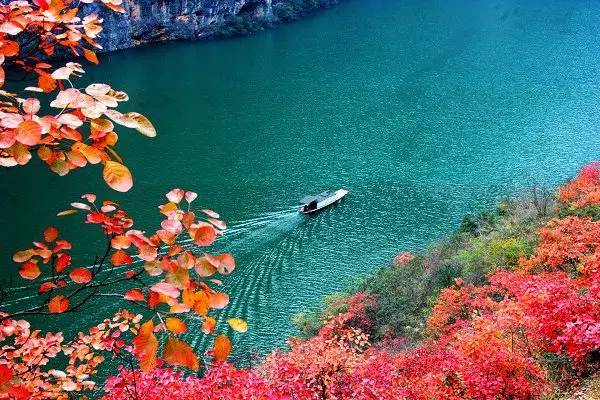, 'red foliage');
520,216,600,275
558,162,600,209
102,364,312,400
97,165,600,400
394,251,414,267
